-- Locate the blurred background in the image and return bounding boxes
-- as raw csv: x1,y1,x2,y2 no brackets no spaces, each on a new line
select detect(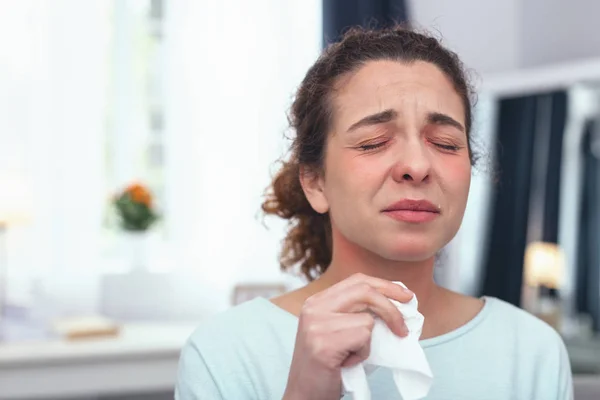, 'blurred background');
1,0,600,399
